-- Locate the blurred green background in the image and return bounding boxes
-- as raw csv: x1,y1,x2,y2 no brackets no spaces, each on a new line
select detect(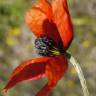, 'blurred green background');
0,0,96,96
